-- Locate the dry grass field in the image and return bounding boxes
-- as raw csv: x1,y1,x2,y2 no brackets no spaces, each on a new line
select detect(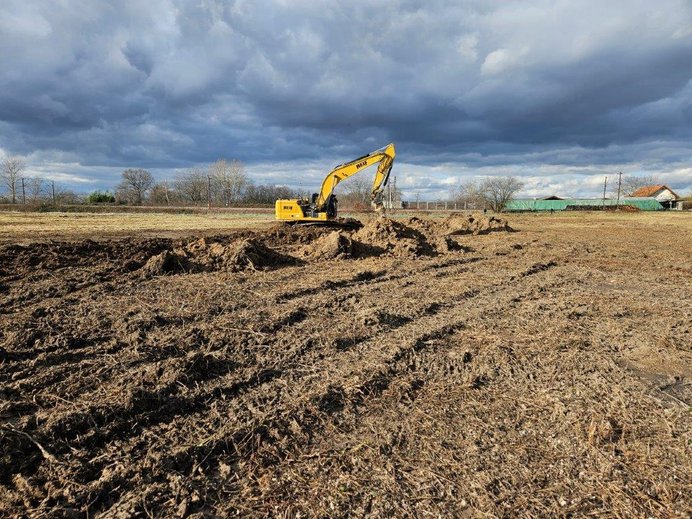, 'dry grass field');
0,211,275,243
1,210,690,517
